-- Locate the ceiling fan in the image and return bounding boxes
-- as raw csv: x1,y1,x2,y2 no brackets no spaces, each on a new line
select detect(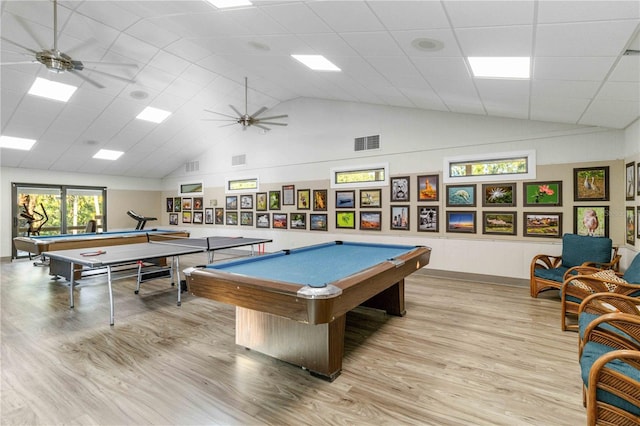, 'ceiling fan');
204,77,288,131
0,0,137,89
